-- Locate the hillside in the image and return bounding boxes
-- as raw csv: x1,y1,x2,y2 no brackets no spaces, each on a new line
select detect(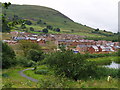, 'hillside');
1,3,117,40
3,4,94,32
